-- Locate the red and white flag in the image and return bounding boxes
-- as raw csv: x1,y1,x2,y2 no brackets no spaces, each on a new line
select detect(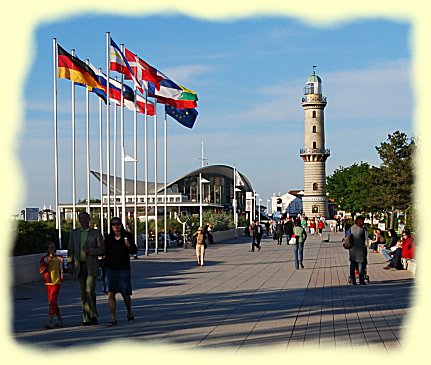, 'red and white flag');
124,48,163,91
